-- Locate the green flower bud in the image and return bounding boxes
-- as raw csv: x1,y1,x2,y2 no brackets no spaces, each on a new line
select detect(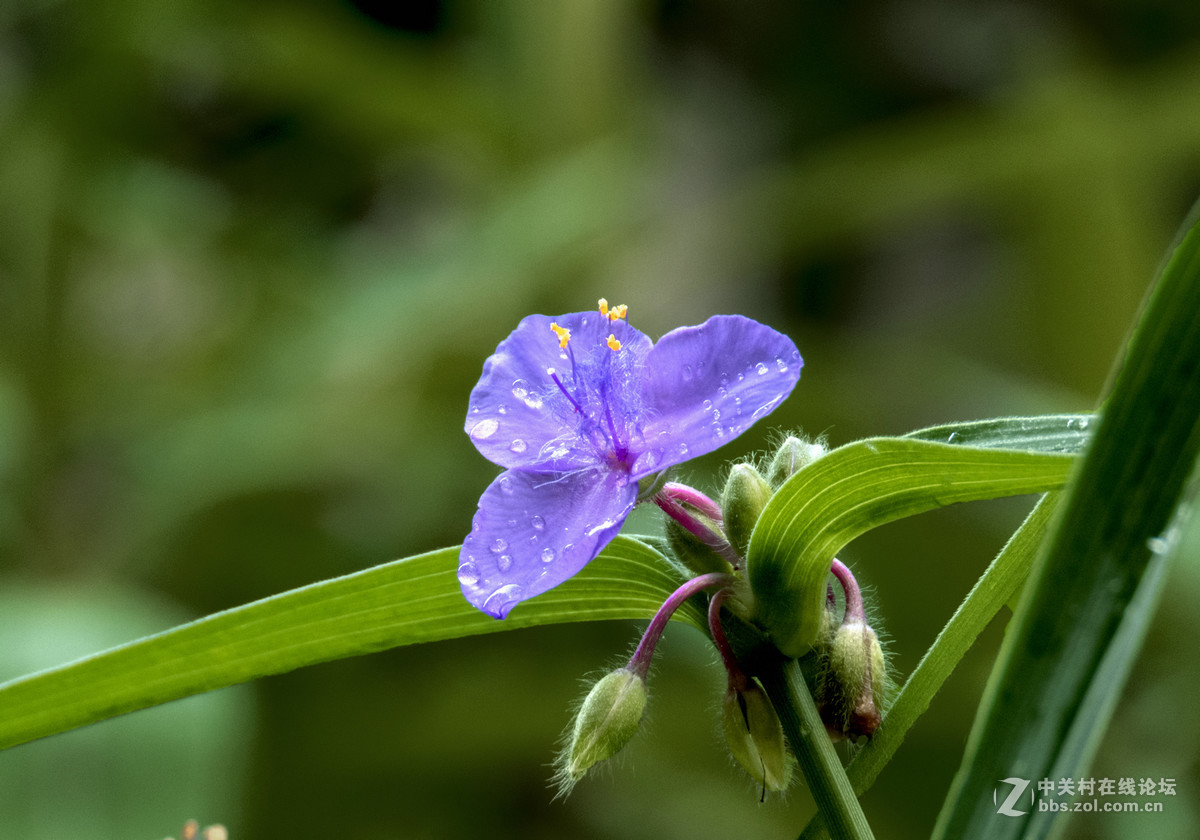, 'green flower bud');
821,620,886,740
557,668,647,792
721,463,773,559
666,514,733,575
766,436,826,488
722,679,792,792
